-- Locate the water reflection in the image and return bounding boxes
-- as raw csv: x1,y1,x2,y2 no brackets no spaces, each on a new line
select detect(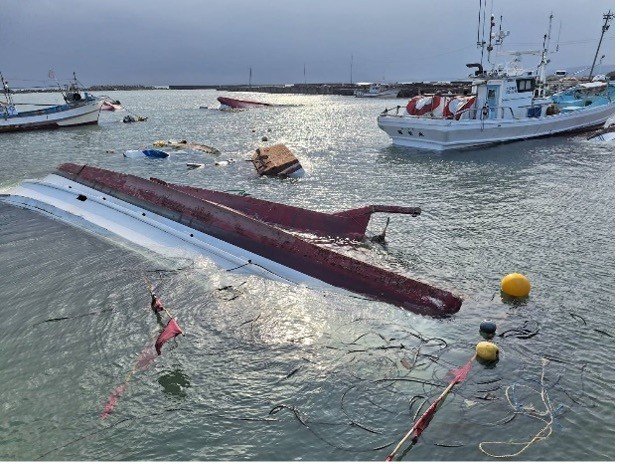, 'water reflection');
158,369,191,397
